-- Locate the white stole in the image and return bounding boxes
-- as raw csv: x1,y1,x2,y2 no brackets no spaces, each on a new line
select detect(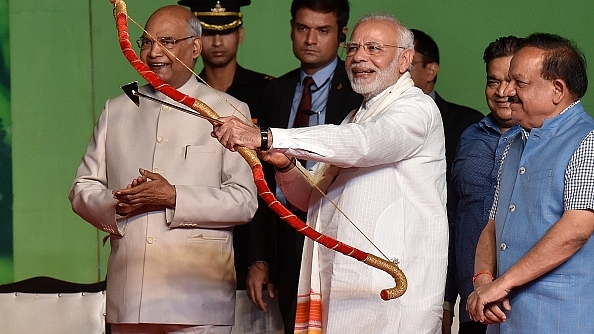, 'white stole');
311,72,415,193
294,72,415,334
